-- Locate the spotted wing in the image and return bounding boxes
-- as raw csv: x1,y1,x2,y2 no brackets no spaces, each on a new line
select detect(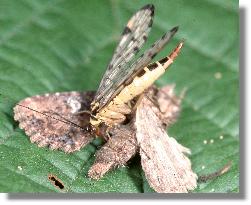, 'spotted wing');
93,26,179,112
93,4,154,109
